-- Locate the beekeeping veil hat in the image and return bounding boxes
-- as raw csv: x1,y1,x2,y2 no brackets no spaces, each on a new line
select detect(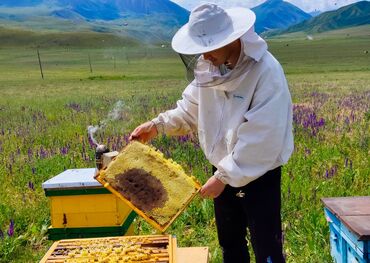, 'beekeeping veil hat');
172,3,268,88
